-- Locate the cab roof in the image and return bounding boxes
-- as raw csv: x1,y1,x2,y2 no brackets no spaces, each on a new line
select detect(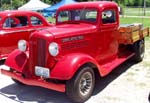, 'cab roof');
0,10,41,17
58,1,118,11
